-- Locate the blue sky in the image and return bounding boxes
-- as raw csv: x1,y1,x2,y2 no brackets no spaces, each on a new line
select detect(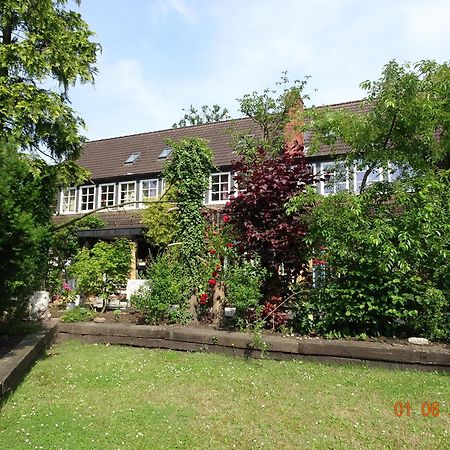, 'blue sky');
69,0,450,140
